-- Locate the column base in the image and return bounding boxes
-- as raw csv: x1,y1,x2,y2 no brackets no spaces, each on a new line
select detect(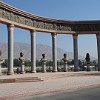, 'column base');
7,72,13,75
98,69,100,71
64,70,68,72
87,69,90,71
42,70,46,73
31,70,36,73
53,70,58,72
0,73,2,76
74,69,79,72
20,71,25,74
